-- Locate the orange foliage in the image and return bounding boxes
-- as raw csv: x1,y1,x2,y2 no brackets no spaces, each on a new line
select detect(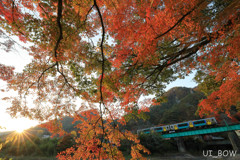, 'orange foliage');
1,0,240,159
